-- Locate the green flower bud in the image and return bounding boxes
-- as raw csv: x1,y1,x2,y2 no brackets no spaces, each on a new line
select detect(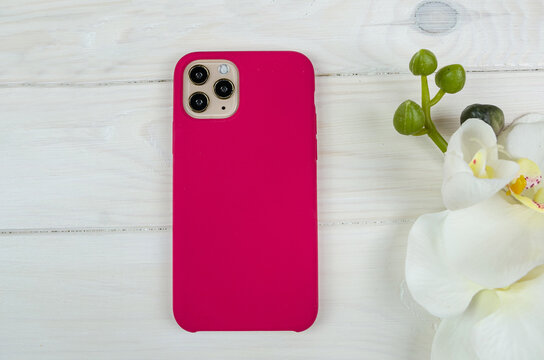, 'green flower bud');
435,64,466,93
409,49,438,76
460,104,505,135
393,100,426,135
